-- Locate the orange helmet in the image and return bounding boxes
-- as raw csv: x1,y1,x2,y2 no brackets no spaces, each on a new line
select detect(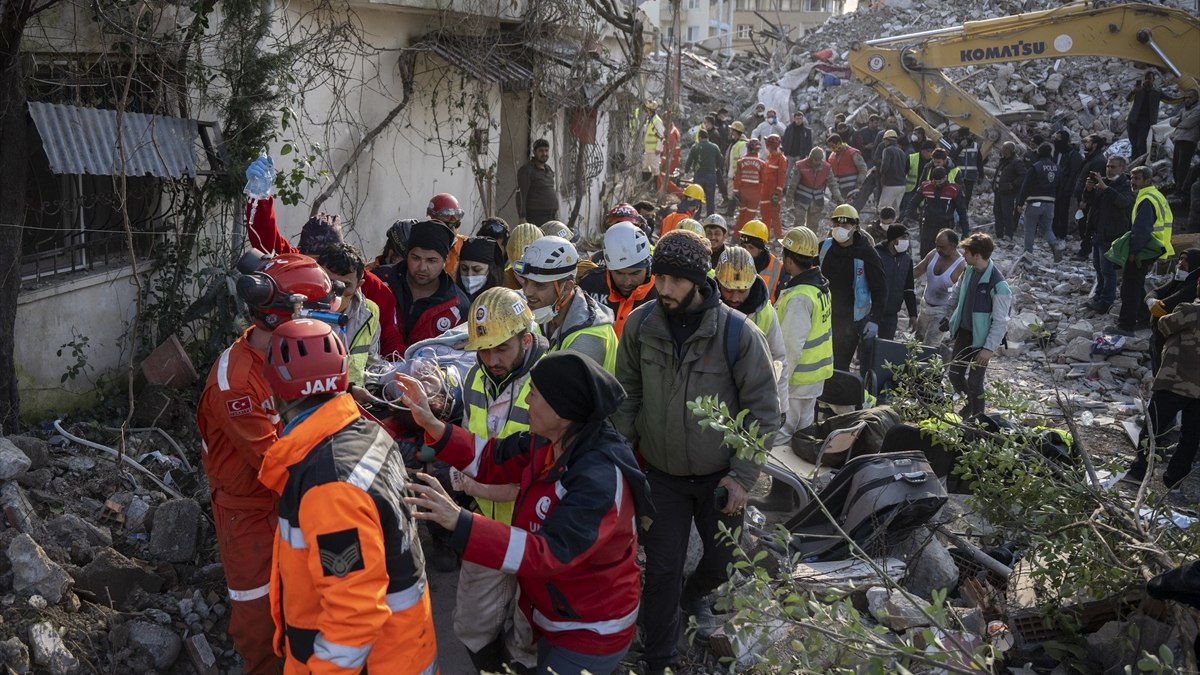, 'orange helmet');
235,250,340,330
765,133,781,148
264,319,348,401
427,193,464,227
